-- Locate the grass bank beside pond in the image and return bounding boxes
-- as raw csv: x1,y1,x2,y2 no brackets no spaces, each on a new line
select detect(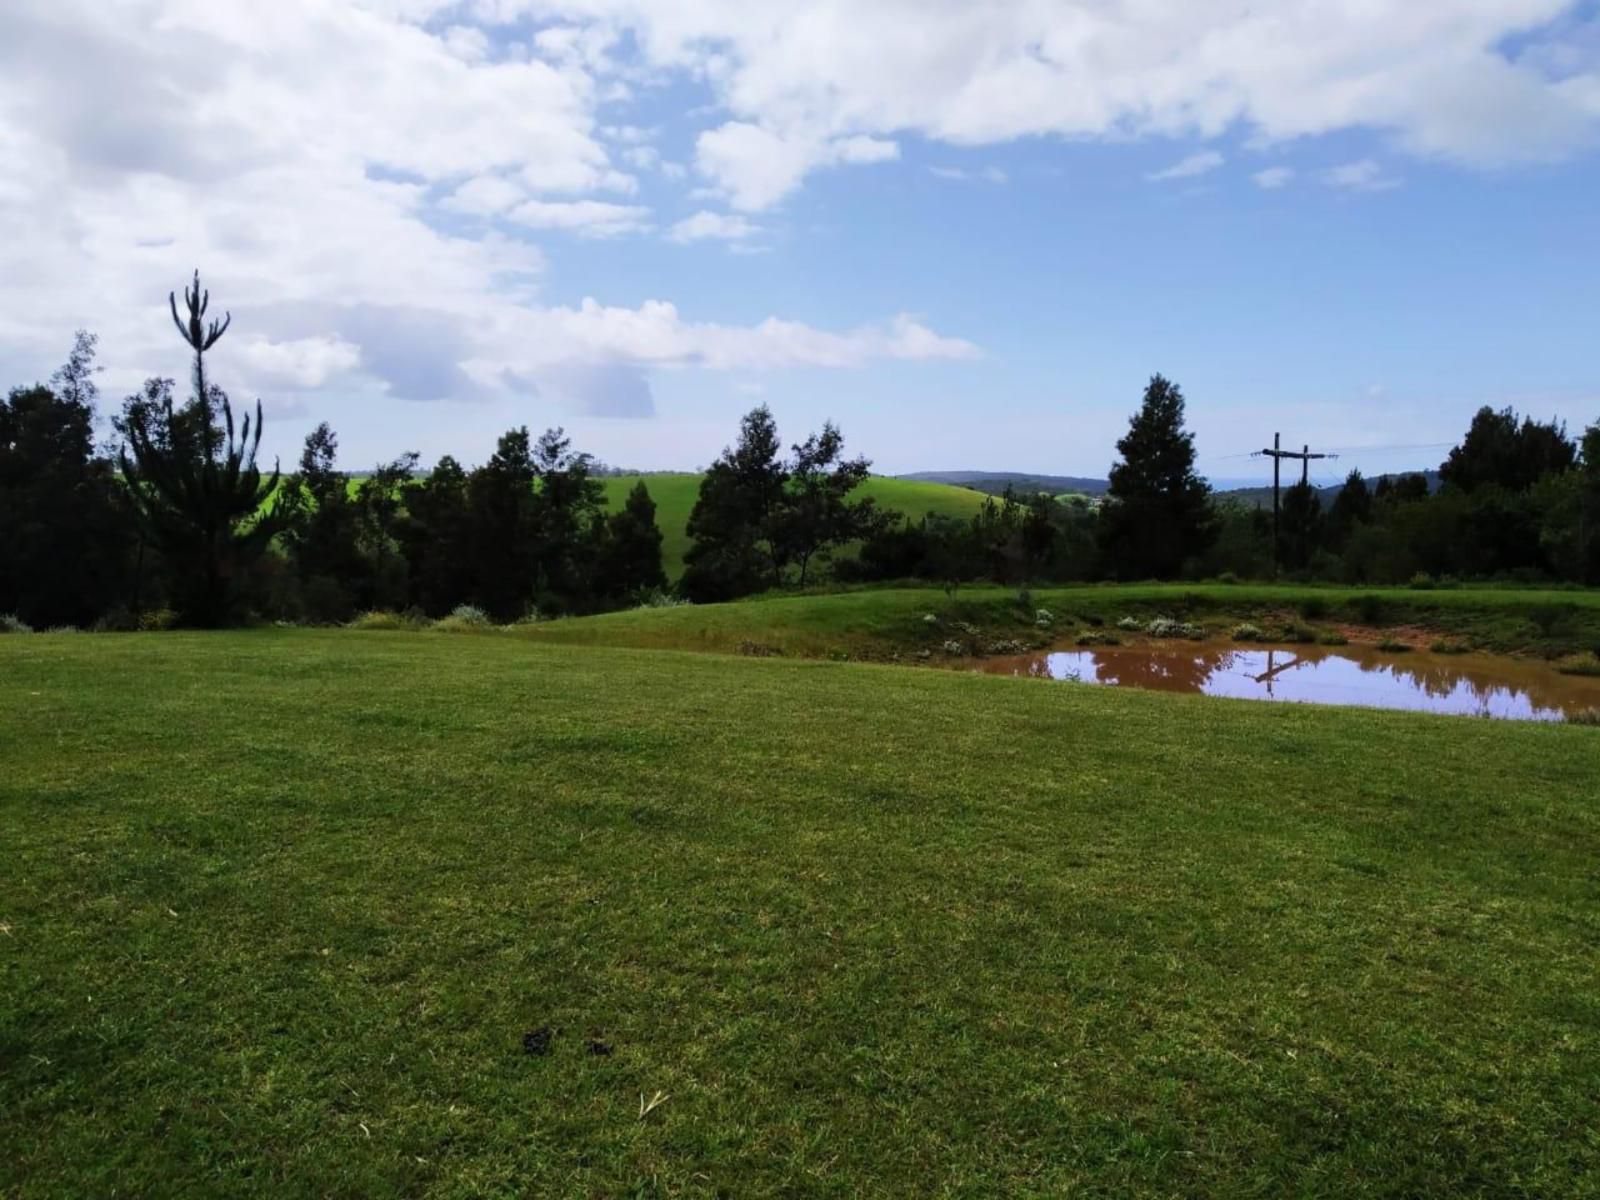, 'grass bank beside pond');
3,629,1598,1197
517,582,1600,662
